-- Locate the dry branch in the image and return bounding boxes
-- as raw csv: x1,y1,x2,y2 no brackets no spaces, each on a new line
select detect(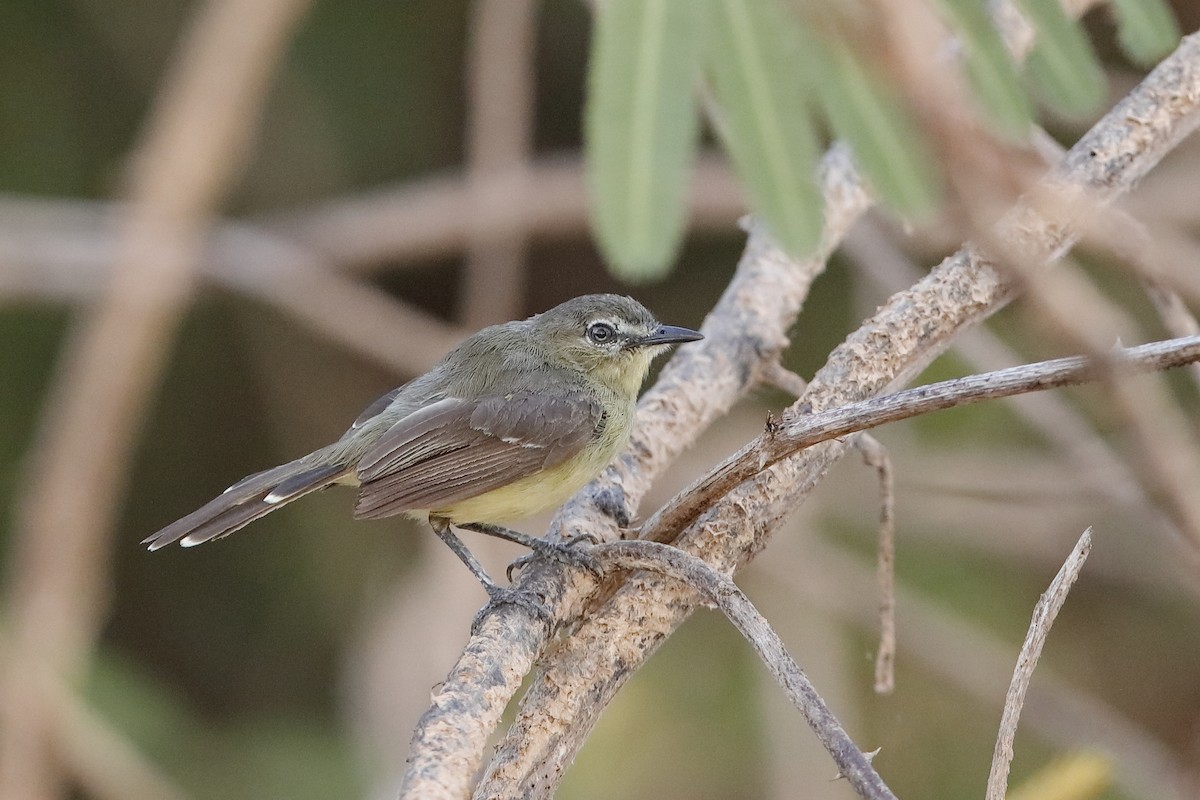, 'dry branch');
596,541,896,800
400,145,873,800
987,529,1094,800
644,335,1200,542
453,32,1200,797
